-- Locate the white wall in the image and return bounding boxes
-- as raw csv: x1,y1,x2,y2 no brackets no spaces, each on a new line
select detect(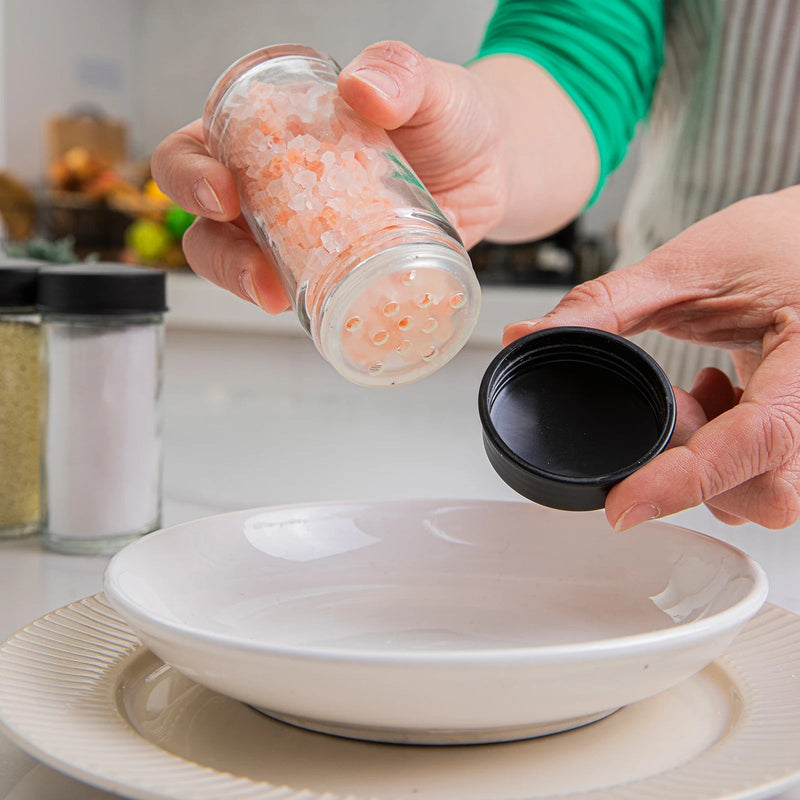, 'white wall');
132,0,636,236
134,0,496,157
1,0,137,183
0,0,634,235
0,2,6,169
